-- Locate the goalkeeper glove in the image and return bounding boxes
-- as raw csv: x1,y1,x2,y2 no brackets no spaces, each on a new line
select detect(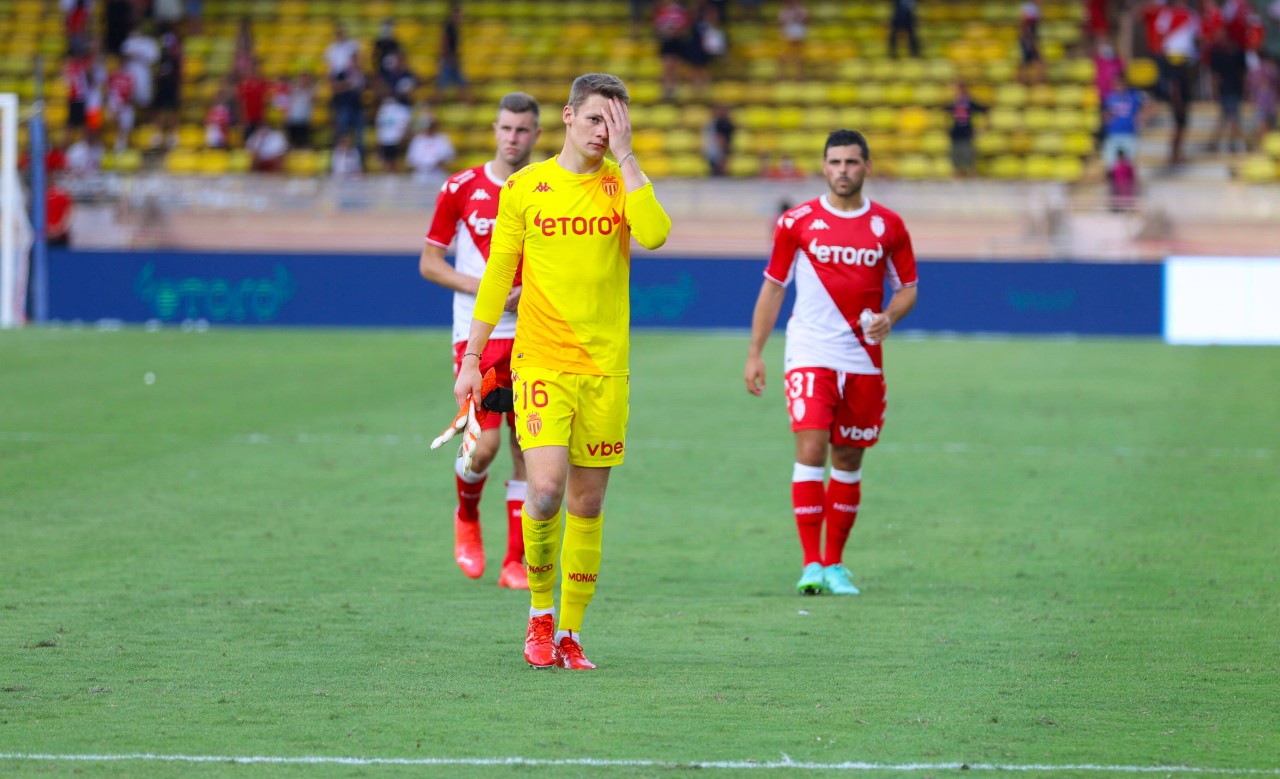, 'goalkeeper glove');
430,368,514,475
